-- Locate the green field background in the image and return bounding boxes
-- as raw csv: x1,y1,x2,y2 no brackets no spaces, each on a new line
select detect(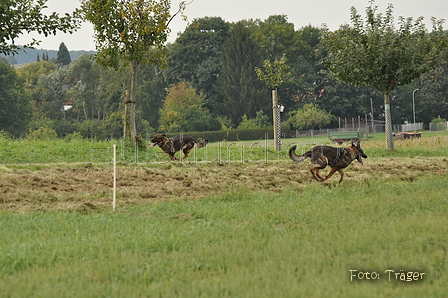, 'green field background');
1,132,447,297
1,131,448,164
